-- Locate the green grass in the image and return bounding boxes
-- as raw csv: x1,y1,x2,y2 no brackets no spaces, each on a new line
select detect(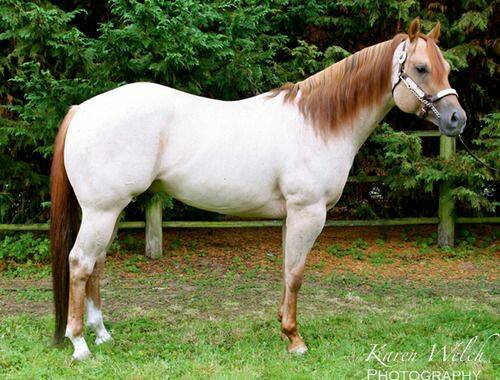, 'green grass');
0,301,497,379
325,243,365,260
0,276,498,379
0,228,498,379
